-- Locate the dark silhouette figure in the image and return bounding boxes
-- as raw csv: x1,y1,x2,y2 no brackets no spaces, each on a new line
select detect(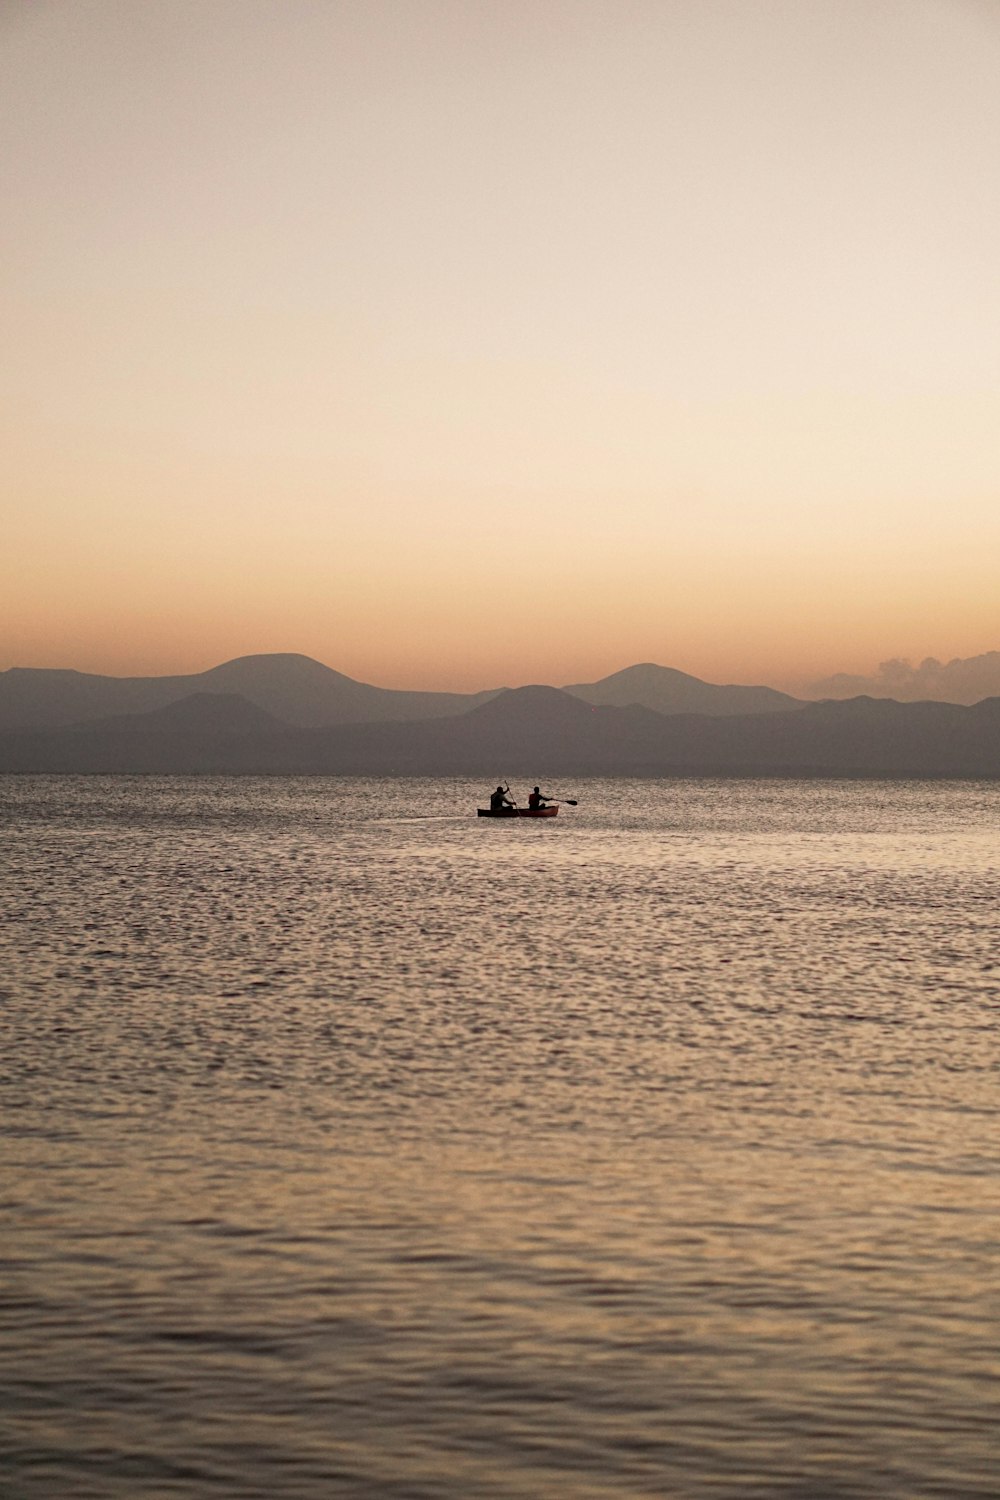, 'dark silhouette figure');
527,786,551,810
490,785,514,811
